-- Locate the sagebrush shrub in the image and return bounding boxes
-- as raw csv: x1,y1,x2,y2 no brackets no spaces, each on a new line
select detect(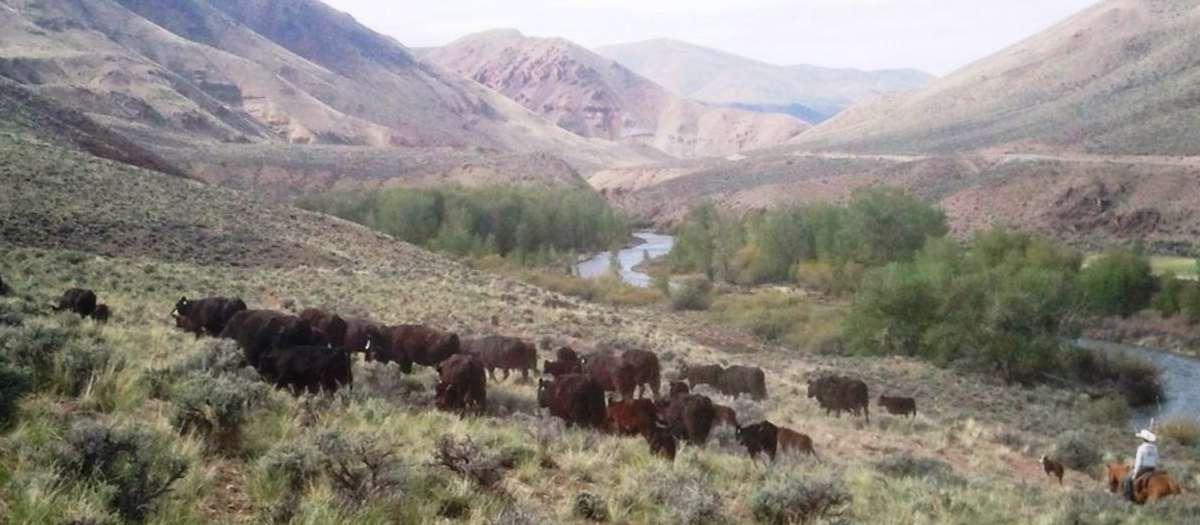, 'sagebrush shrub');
873,454,960,484
315,430,406,505
1052,431,1102,470
0,356,30,428
572,492,609,522
641,467,724,525
1081,396,1131,427
0,323,70,388
1158,416,1200,447
55,343,122,397
54,419,188,522
432,434,510,489
749,469,851,525
169,373,267,454
671,277,712,311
